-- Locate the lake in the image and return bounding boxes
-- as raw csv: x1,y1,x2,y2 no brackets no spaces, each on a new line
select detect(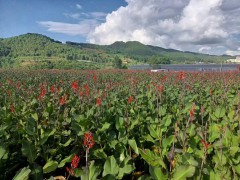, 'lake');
129,64,240,71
